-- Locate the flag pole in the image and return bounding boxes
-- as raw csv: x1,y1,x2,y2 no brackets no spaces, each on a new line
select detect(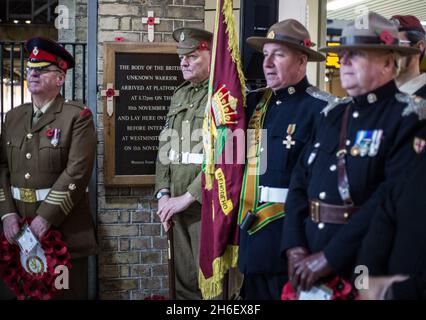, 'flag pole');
222,271,229,299
167,224,176,299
